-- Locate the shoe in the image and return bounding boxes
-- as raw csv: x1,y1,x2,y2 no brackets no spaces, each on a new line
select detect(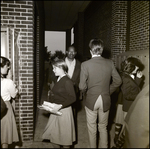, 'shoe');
42,139,50,142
